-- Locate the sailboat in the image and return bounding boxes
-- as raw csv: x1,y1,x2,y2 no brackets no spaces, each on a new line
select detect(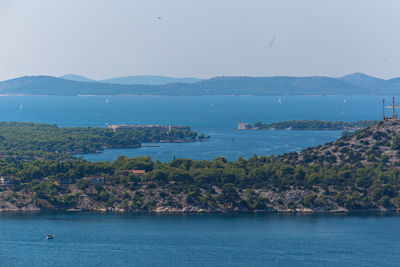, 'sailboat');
19,104,23,110
106,98,110,104
343,99,347,104
278,98,282,104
